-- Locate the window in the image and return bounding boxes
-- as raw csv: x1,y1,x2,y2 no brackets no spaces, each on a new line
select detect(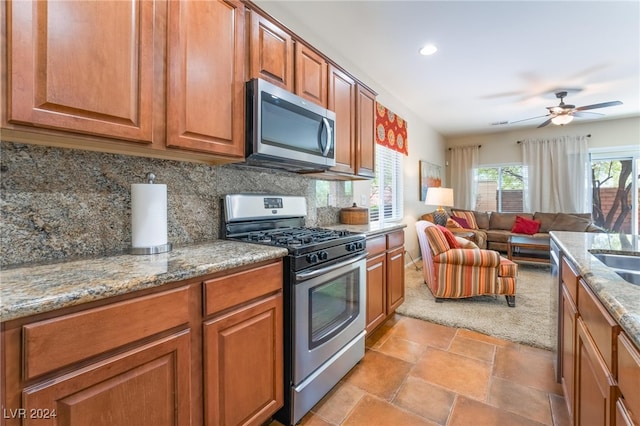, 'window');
476,165,525,212
590,148,639,234
370,145,403,222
